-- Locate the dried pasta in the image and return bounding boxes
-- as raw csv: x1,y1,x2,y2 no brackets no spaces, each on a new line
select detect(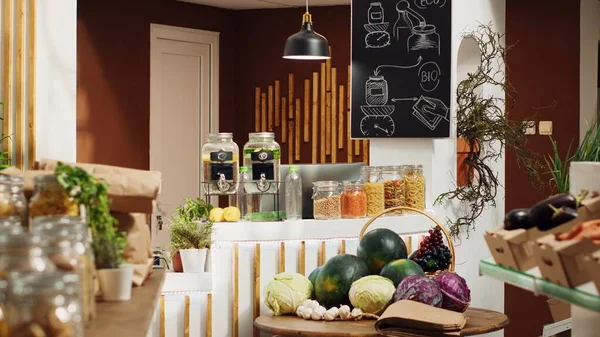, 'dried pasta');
405,171,425,210
364,182,384,216
29,189,79,219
